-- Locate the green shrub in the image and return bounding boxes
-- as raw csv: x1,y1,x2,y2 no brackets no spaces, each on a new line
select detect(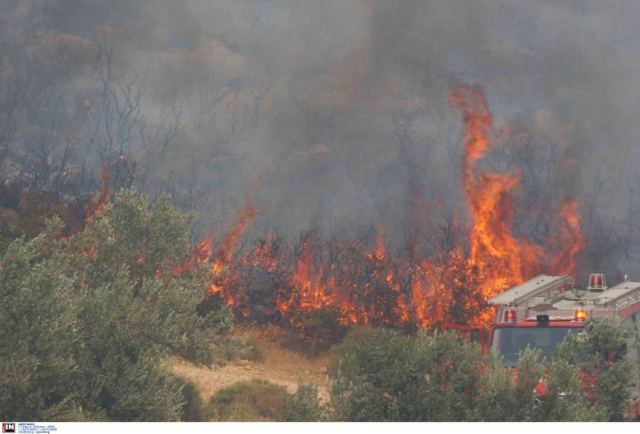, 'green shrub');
283,384,324,421
0,191,233,421
205,380,289,421
555,319,632,421
328,322,631,422
330,328,428,421
0,233,83,420
327,326,383,377
179,380,204,422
